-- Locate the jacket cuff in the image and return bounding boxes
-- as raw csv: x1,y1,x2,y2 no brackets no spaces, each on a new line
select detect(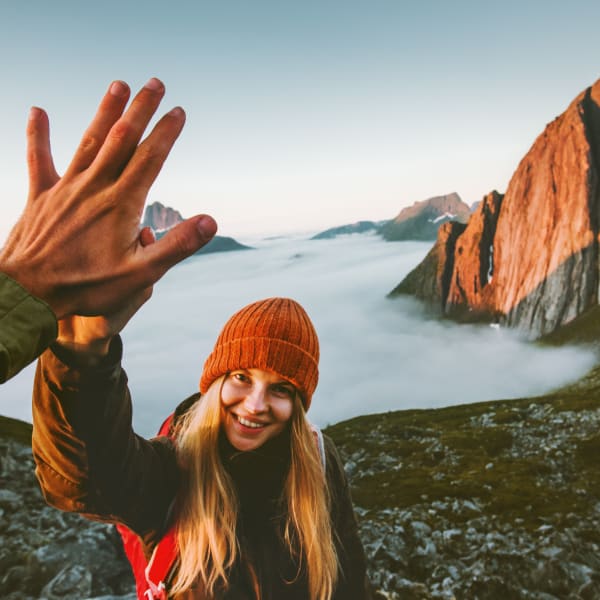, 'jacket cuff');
43,335,124,389
0,273,58,382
